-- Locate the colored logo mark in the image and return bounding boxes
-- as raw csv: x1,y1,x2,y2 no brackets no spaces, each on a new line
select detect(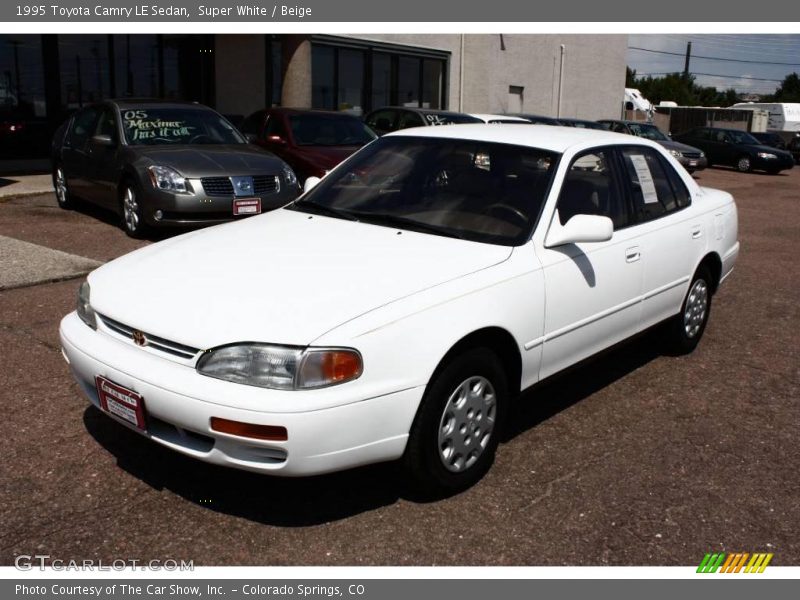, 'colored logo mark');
697,552,773,573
